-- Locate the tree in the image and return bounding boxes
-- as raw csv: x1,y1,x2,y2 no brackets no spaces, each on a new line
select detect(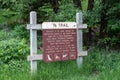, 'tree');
88,0,94,10
51,0,59,13
73,0,82,10
99,0,120,48
100,0,108,39
87,0,94,45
